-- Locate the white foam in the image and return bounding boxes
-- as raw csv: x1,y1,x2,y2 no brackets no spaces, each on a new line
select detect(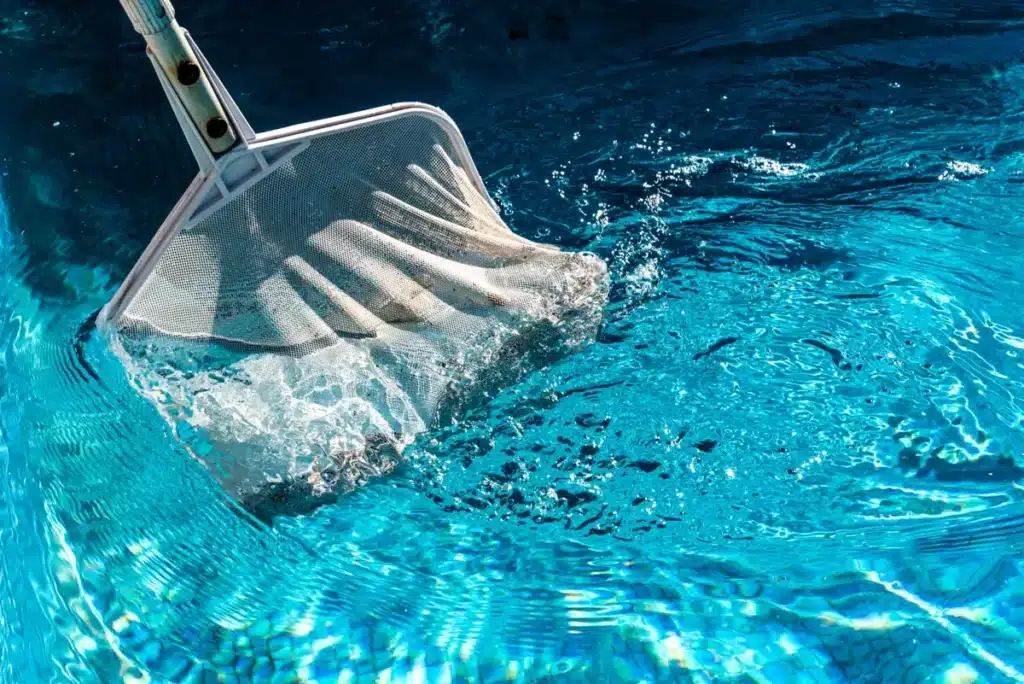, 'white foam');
734,155,815,179
122,339,424,498
939,160,991,181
